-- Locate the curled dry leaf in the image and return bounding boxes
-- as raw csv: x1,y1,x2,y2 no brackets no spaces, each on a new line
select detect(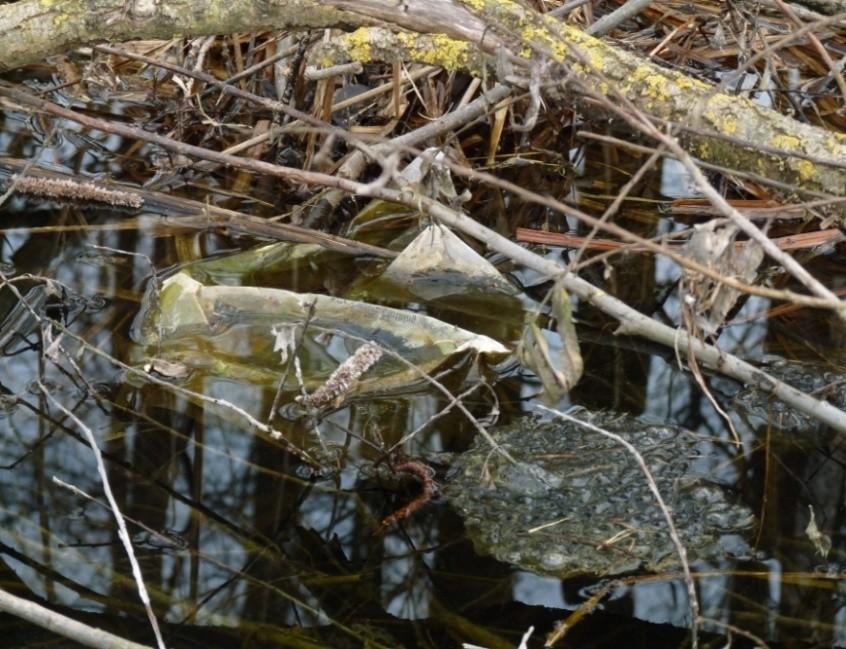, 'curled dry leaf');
680,221,764,335
518,280,583,403
805,505,832,559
